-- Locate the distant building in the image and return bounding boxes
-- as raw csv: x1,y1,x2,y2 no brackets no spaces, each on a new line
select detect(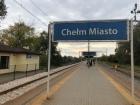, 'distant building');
0,44,40,74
